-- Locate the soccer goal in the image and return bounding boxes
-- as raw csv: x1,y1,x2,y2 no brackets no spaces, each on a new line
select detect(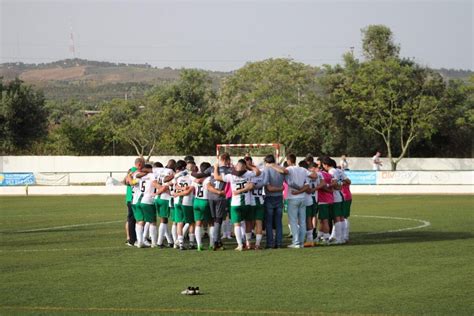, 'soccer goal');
216,143,285,164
